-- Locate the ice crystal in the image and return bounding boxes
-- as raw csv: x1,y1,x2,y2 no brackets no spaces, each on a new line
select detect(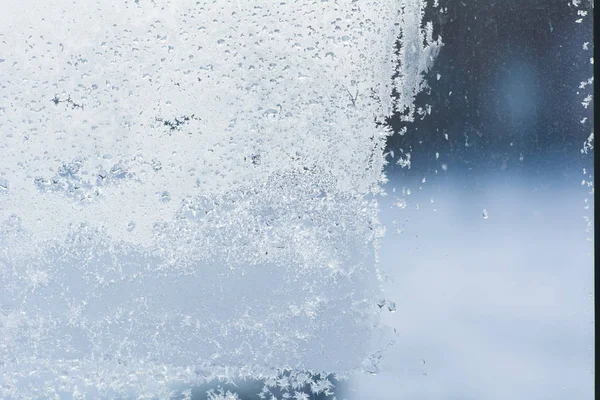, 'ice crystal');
207,387,240,400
